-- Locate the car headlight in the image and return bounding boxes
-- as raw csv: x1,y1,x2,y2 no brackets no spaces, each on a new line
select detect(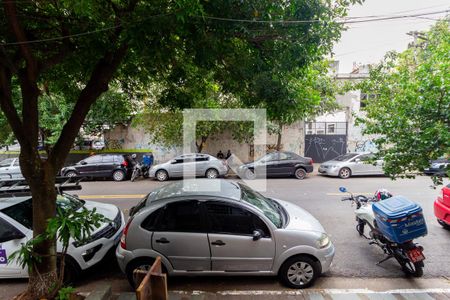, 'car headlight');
316,233,330,249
